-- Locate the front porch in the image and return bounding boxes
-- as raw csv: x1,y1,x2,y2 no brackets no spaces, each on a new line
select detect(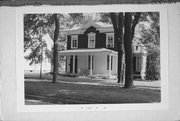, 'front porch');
59,48,118,78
